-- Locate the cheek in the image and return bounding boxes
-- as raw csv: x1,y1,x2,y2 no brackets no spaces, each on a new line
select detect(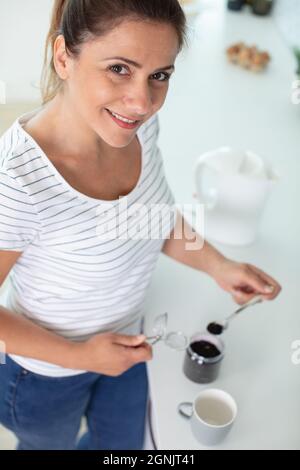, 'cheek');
151,86,168,108
82,74,117,105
